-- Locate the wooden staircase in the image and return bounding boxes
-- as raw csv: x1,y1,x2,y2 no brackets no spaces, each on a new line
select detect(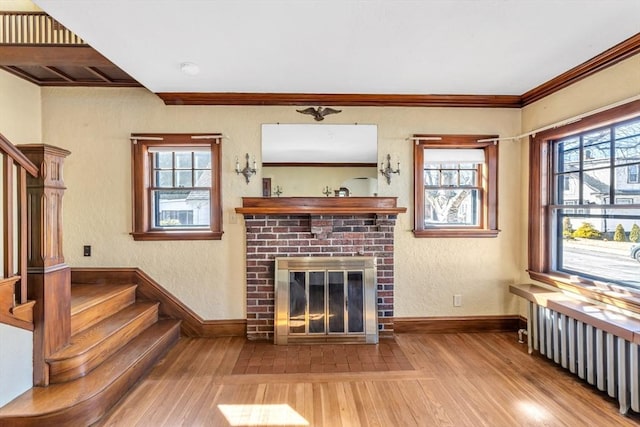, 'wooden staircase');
0,282,181,427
